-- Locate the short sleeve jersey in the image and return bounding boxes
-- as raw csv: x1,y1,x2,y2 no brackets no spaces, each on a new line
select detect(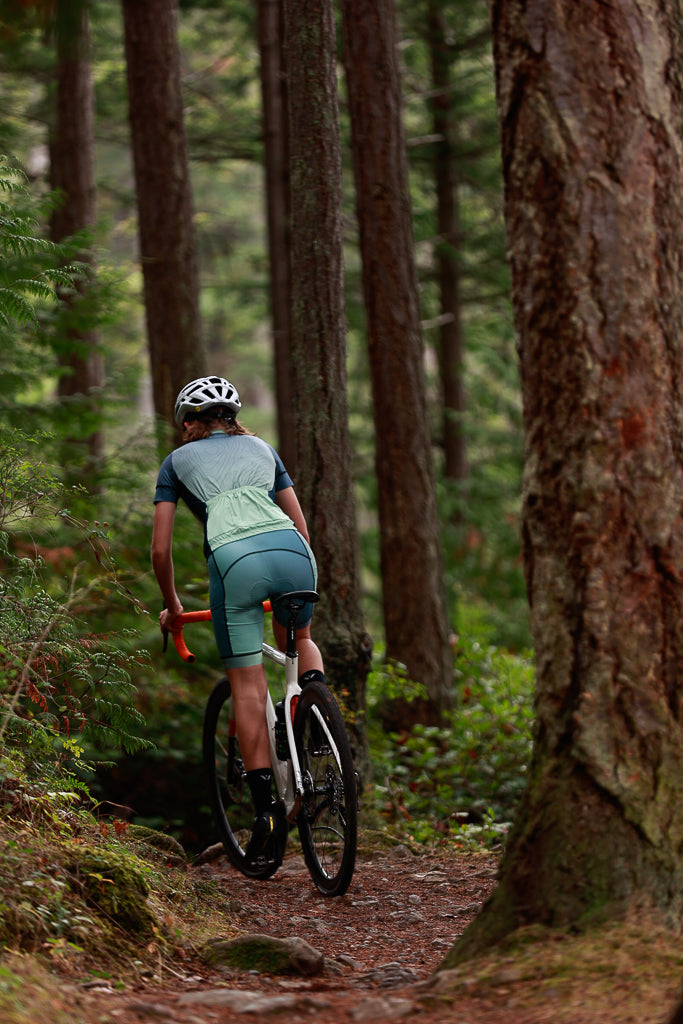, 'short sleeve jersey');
154,432,294,557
